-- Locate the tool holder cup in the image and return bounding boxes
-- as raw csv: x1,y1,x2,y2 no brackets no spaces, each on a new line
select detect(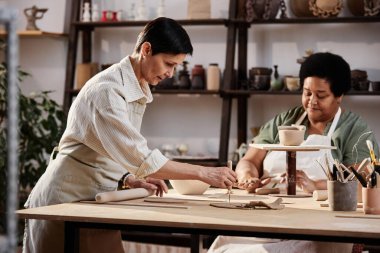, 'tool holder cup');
328,180,358,211
362,187,380,214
